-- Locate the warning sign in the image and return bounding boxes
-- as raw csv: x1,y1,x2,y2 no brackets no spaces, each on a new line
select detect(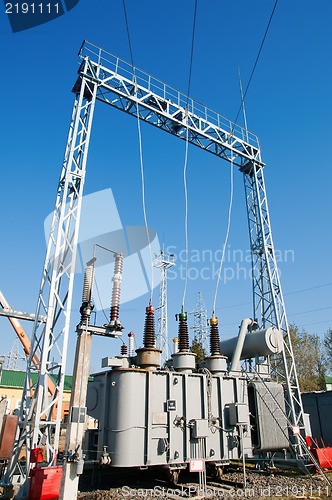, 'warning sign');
189,459,205,473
